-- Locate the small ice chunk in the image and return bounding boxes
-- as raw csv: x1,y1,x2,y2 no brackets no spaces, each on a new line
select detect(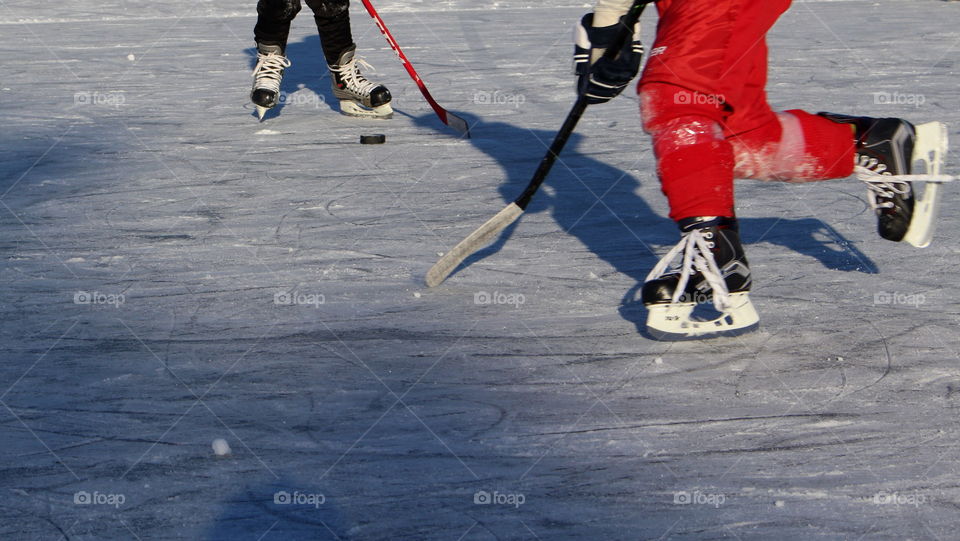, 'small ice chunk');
212,438,232,456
